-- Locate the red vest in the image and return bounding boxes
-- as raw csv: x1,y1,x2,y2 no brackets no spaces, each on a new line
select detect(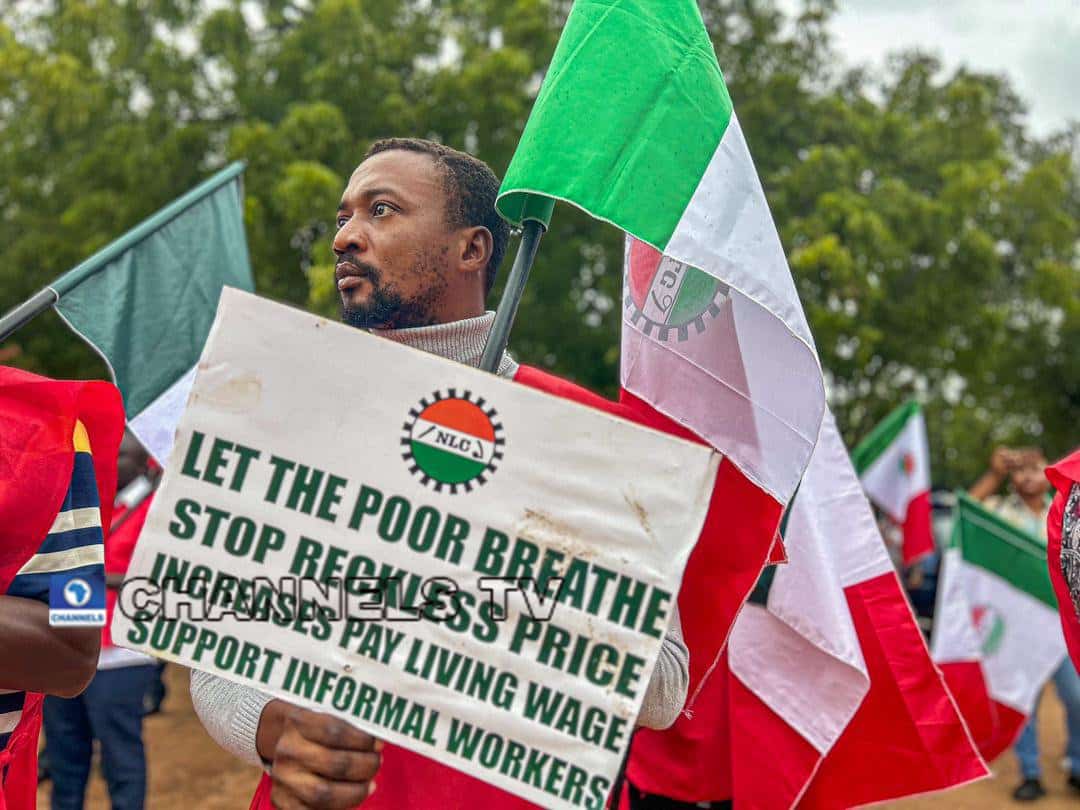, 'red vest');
1048,450,1080,669
0,366,123,809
